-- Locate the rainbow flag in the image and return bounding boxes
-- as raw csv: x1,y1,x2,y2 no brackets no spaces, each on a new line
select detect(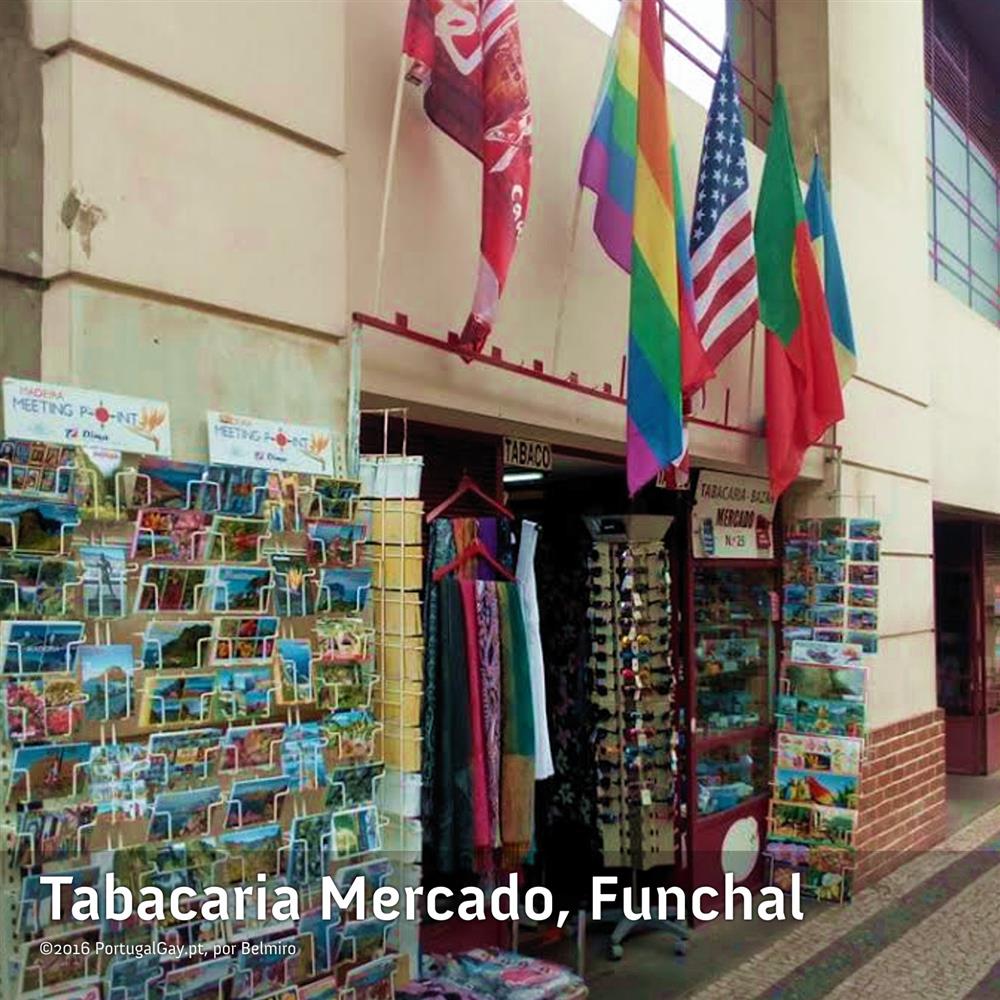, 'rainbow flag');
579,0,713,495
